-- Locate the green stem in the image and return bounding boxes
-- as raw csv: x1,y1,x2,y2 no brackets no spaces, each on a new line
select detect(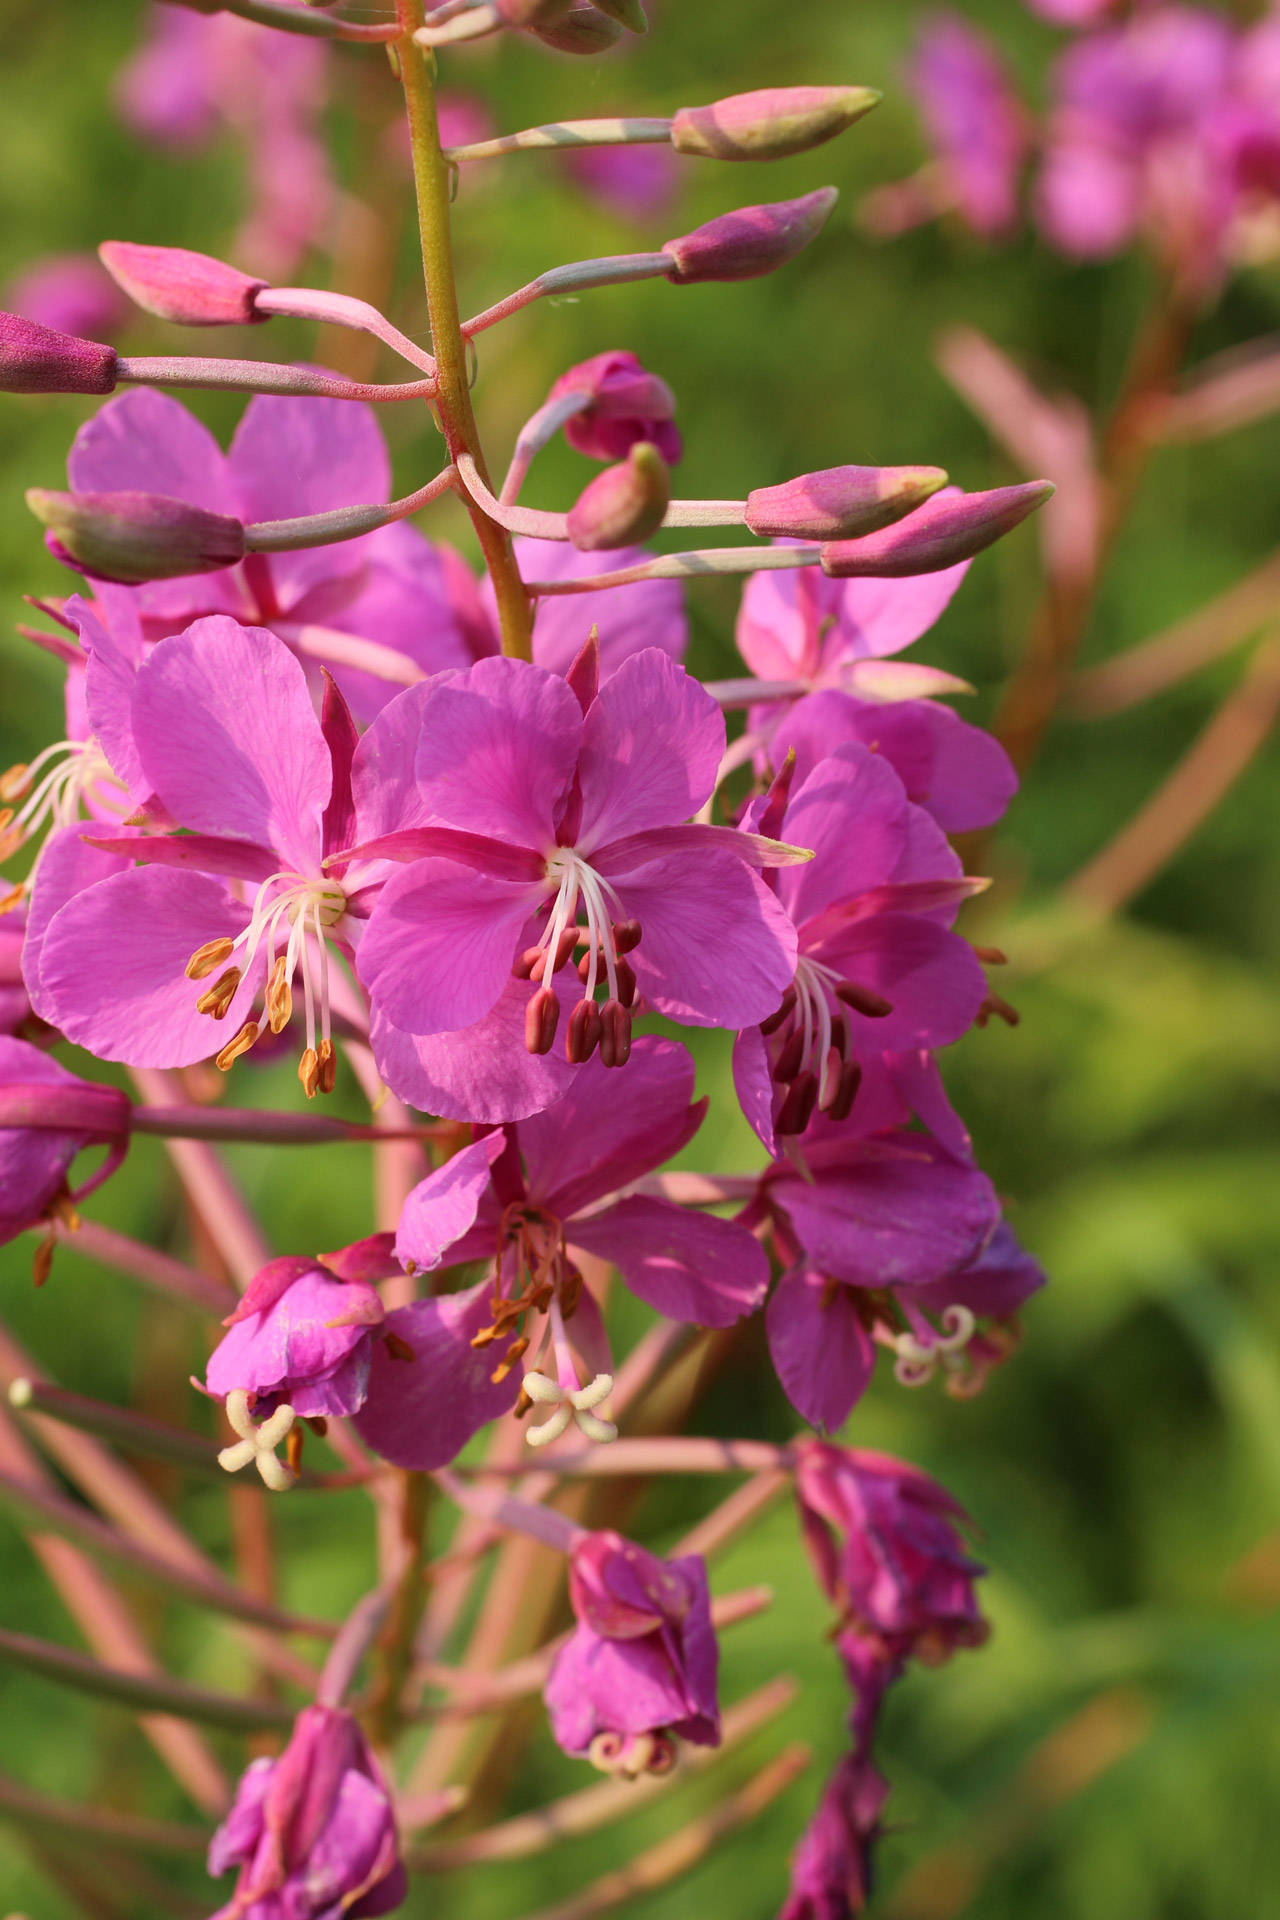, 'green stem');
395,1,533,660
